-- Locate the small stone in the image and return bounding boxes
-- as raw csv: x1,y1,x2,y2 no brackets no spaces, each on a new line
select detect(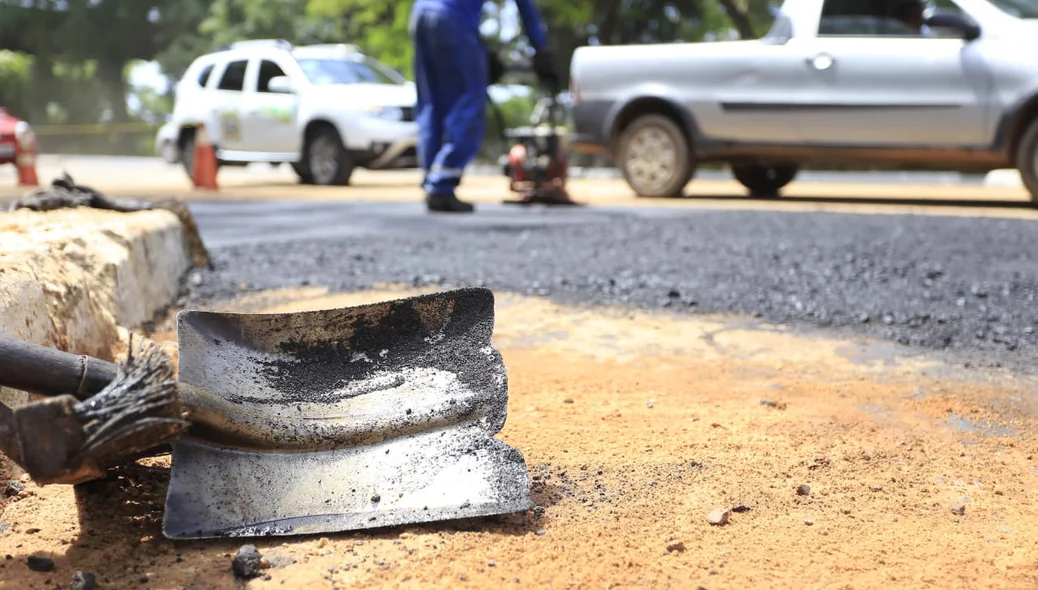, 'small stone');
666,541,686,553
25,527,40,535
232,545,263,579
707,508,730,526
371,494,381,503
796,484,811,496
667,289,681,299
563,398,574,404
646,401,654,409
189,272,203,286
534,528,546,536
488,561,496,567
804,519,814,526
950,503,966,516
72,571,97,590
139,575,149,584
3,481,24,497
731,504,752,513
27,556,55,572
